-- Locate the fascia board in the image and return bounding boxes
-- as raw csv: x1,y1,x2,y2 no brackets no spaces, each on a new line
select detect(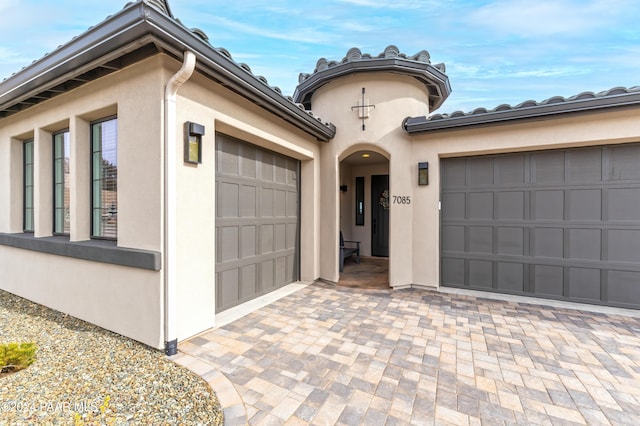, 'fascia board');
0,2,336,141
404,91,640,133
